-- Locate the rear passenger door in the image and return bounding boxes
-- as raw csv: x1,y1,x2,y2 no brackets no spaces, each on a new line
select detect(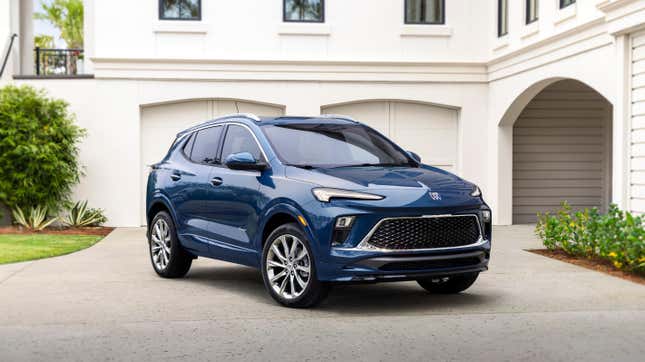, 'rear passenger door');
170,125,224,255
204,124,266,264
